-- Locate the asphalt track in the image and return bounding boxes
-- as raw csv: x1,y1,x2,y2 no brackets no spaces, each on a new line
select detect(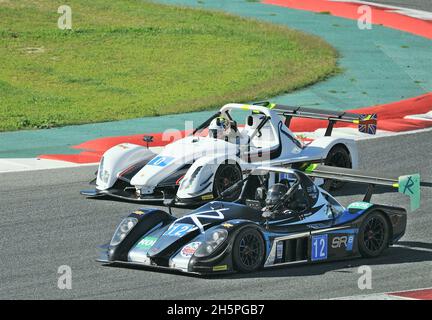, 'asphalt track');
1,129,431,299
